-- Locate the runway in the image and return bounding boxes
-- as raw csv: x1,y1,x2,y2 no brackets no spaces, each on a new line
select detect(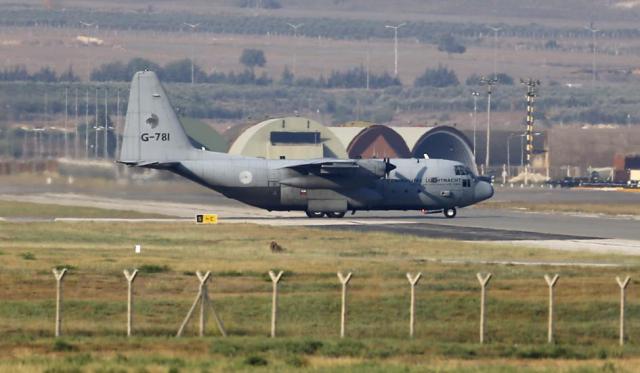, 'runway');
1,183,639,256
